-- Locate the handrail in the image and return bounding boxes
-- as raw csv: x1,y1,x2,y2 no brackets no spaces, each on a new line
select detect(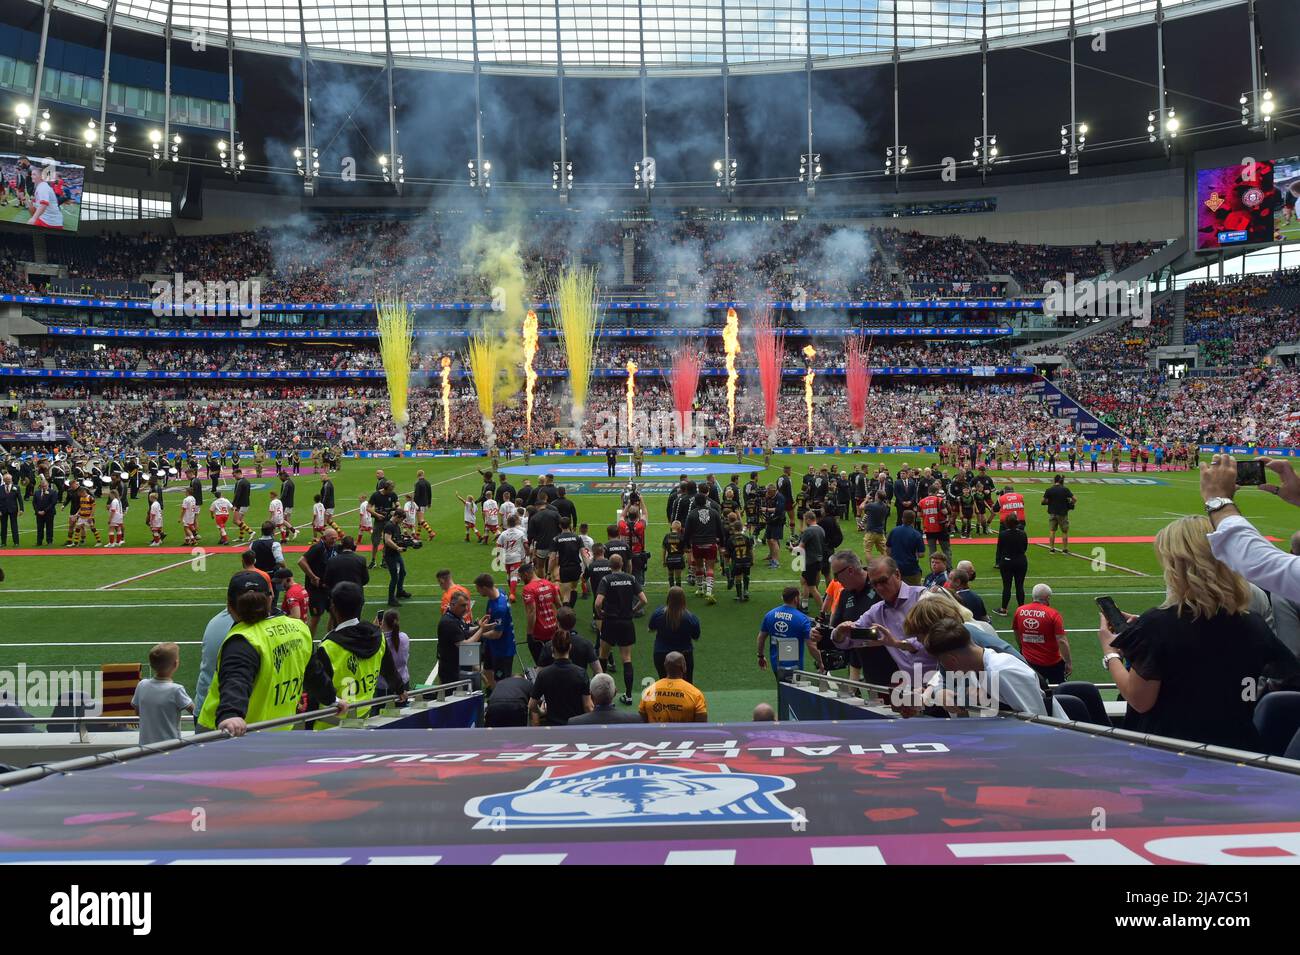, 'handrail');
788,671,1300,776
1009,711,1300,777
0,680,477,788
